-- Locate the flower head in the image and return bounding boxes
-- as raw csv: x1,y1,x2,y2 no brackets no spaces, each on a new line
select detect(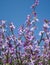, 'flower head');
9,22,15,30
